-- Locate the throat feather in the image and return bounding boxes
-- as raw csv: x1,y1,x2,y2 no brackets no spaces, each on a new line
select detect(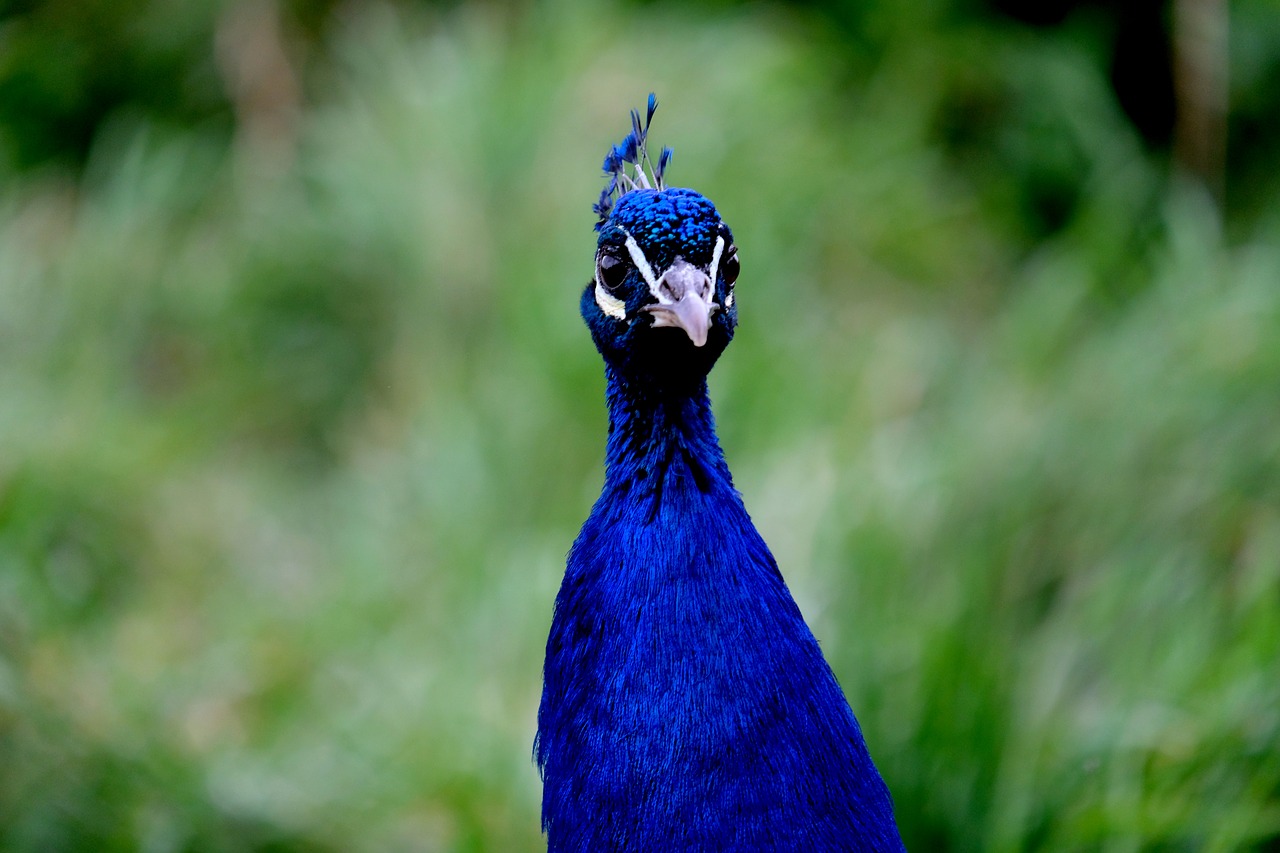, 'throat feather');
601,368,730,509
